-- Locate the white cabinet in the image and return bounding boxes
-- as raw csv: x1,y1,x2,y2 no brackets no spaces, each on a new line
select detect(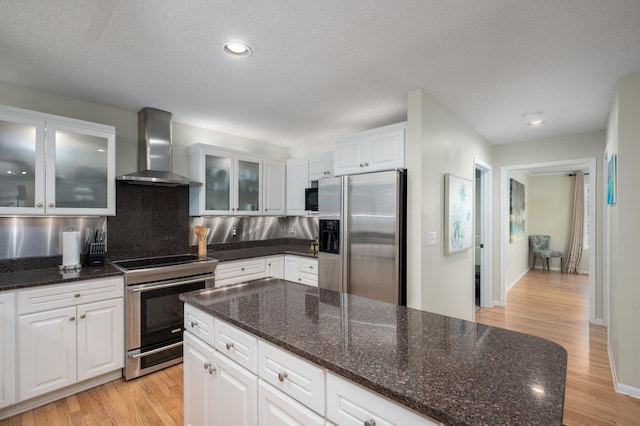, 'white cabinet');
215,349,258,426
308,152,334,181
258,380,325,426
333,122,405,176
215,258,267,287
326,372,440,426
0,292,15,409
265,255,285,279
0,105,116,216
285,255,318,287
189,144,263,216
184,331,217,426
16,278,124,401
263,159,286,216
286,158,309,216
